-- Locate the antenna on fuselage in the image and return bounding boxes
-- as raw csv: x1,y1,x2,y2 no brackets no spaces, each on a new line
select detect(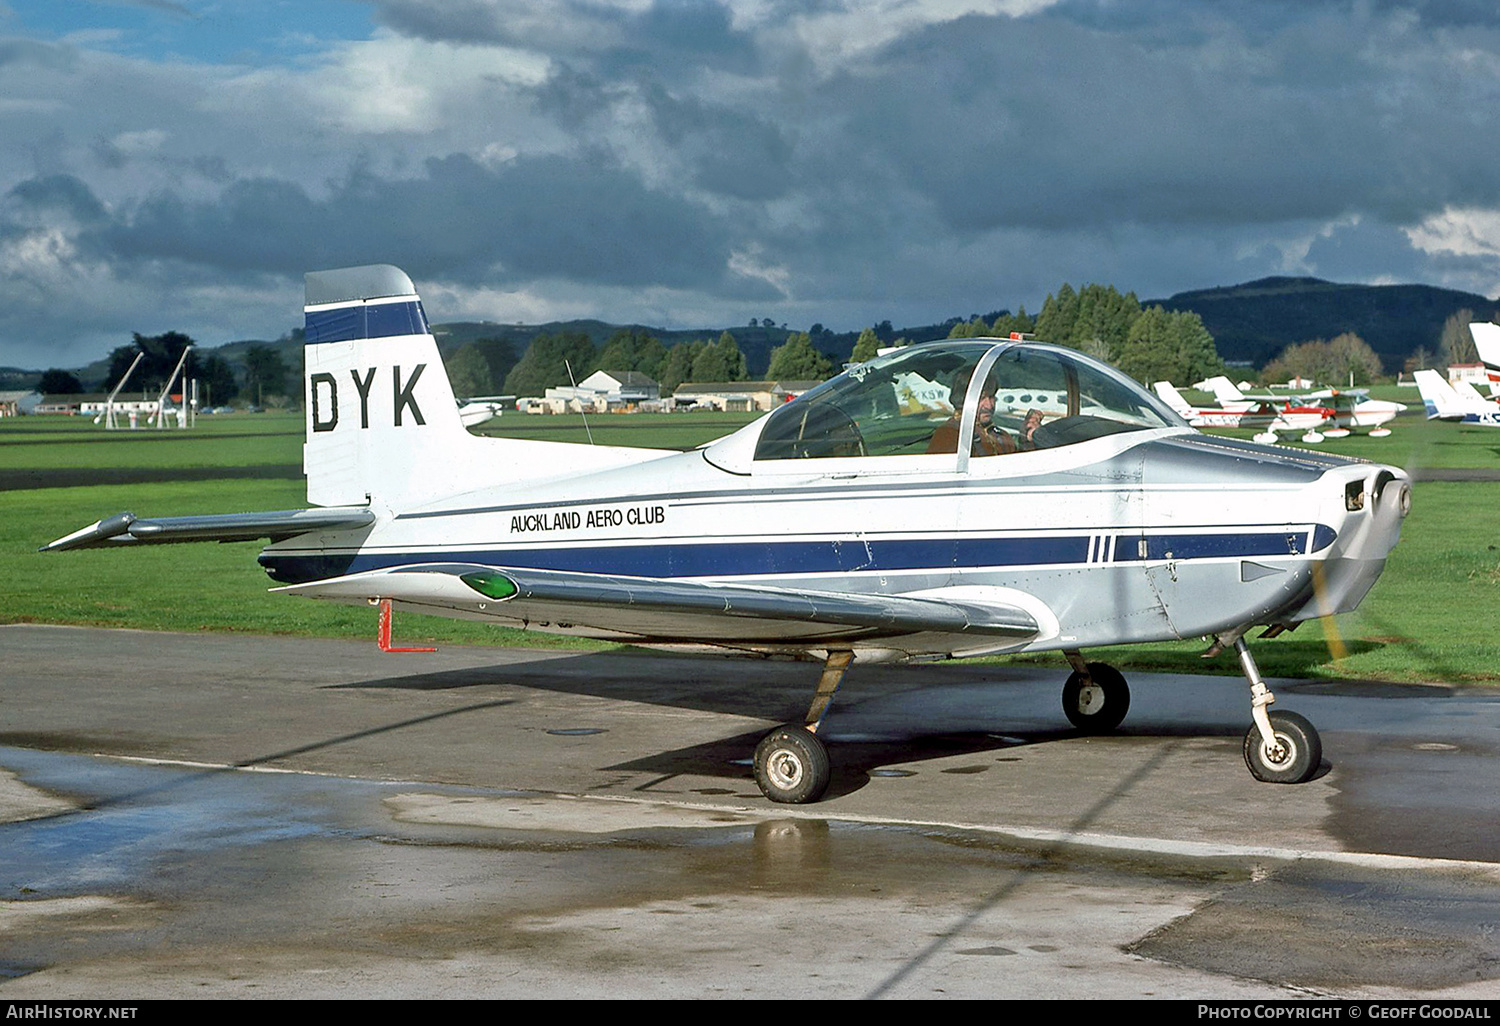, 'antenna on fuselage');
565,359,595,445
